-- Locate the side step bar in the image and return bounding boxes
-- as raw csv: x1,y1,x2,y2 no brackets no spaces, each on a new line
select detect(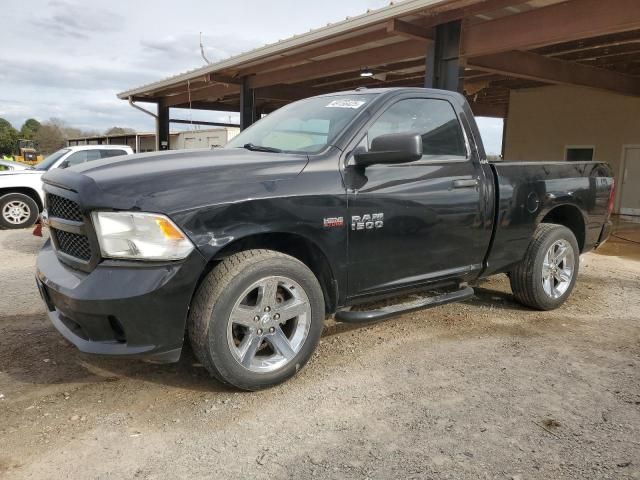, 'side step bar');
335,286,474,324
